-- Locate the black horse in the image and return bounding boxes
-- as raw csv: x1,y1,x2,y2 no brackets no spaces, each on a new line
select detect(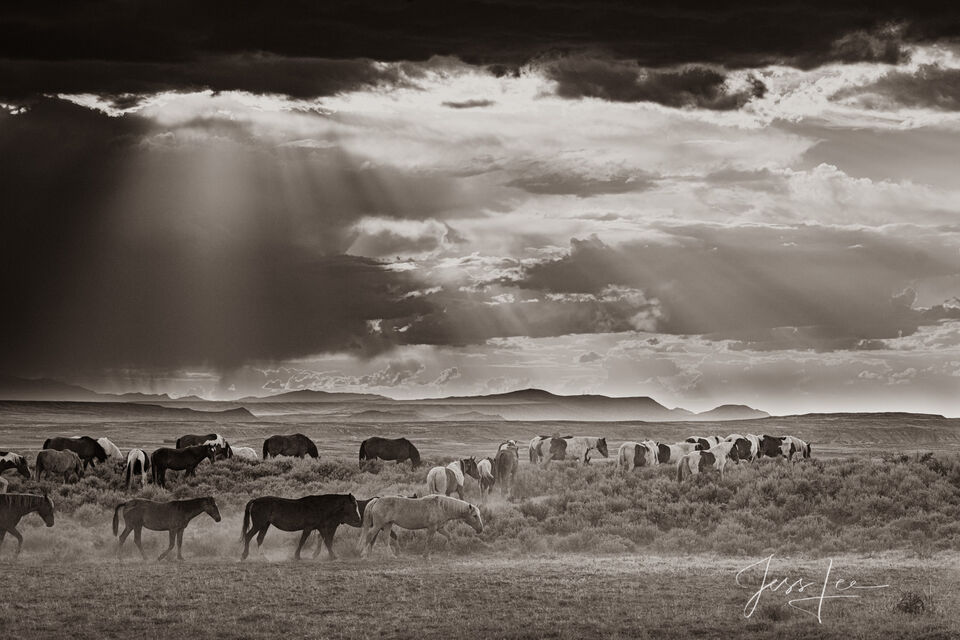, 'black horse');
42,436,107,469
494,447,519,496
114,496,221,561
176,434,232,460
151,445,216,488
0,493,55,557
240,494,362,561
359,437,421,469
262,434,319,459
